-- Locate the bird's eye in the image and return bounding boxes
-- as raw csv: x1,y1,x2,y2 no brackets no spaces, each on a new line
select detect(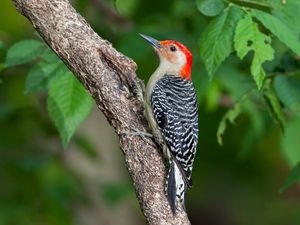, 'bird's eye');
170,46,176,52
